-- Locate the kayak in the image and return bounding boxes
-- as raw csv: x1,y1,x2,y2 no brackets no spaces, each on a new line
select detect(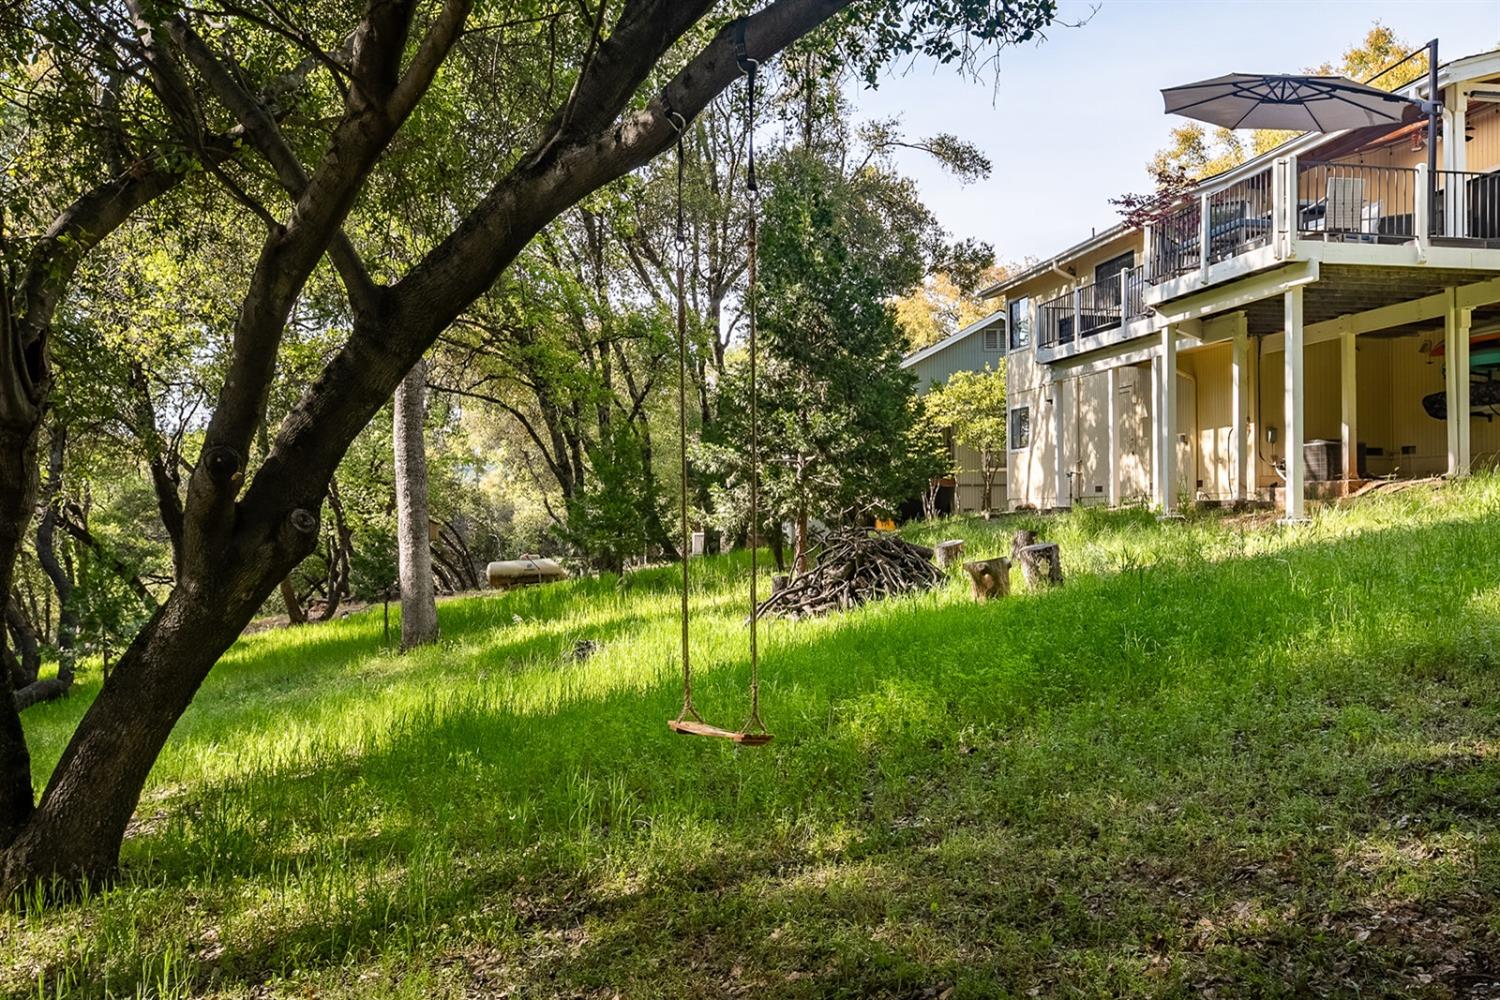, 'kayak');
1429,330,1500,372
1422,379,1500,420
